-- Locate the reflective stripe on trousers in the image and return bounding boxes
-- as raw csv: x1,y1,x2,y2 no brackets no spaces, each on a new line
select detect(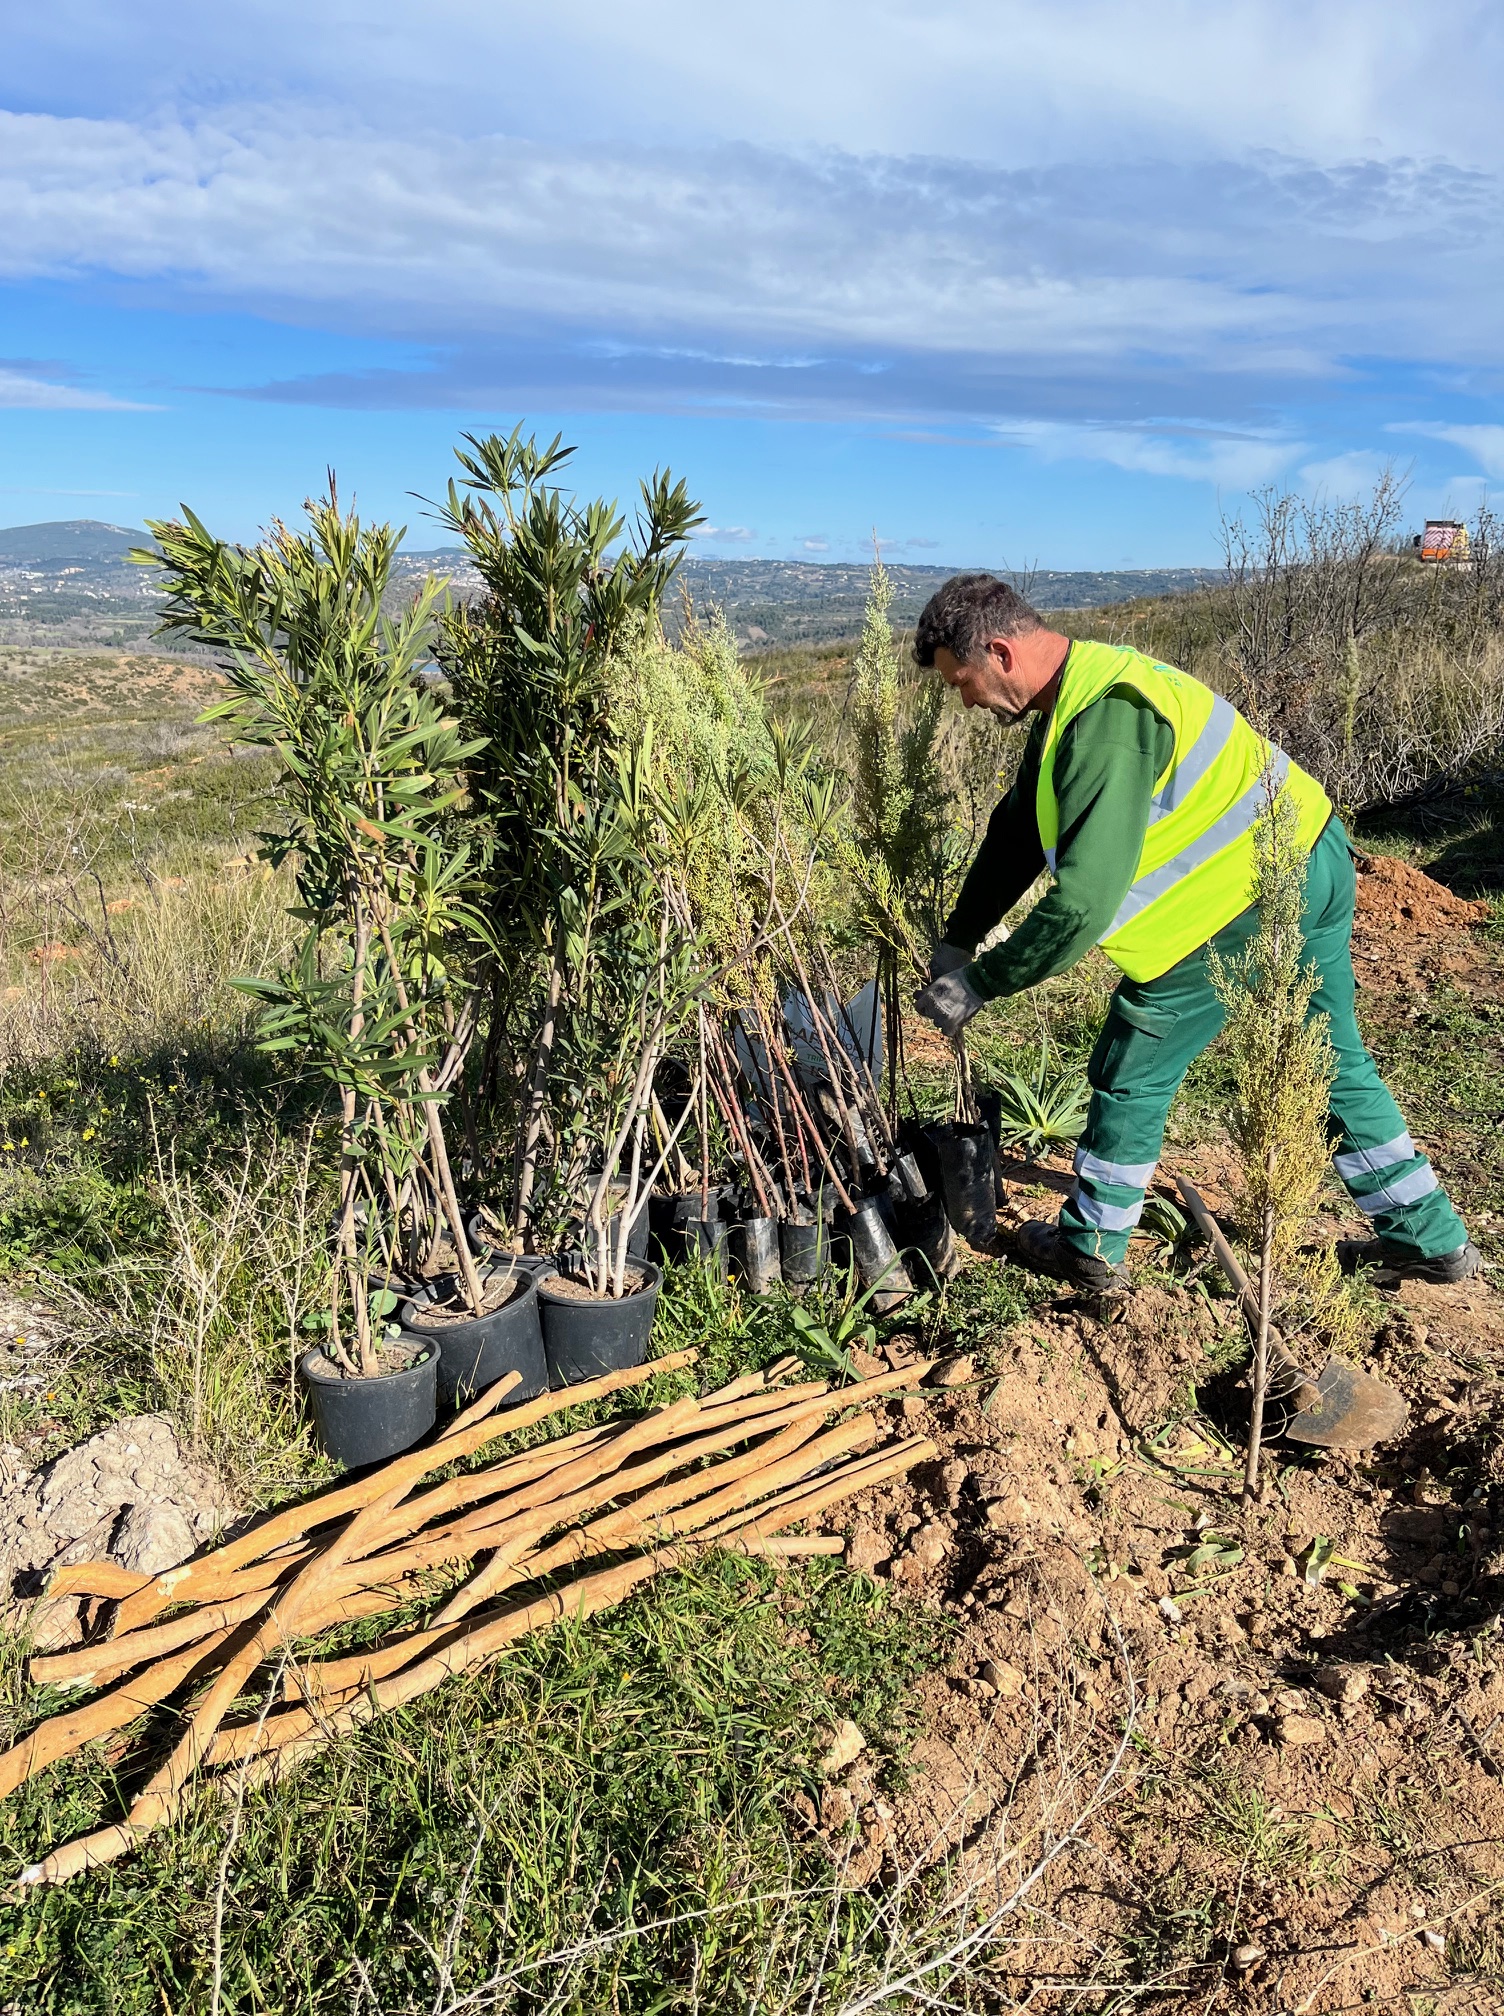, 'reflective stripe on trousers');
1060,1143,1158,1238
1332,1130,1440,1217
